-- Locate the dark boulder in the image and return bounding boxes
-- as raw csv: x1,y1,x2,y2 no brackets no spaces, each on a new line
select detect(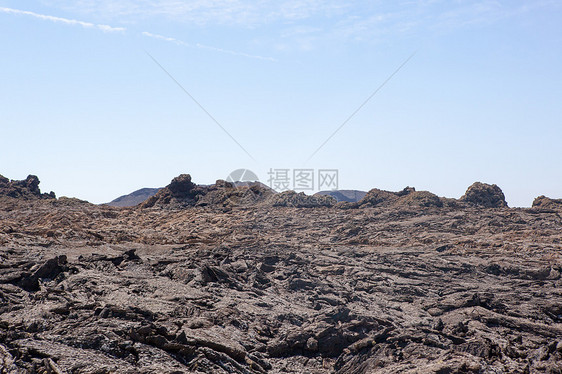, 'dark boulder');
19,255,68,292
460,182,507,208
168,174,196,198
